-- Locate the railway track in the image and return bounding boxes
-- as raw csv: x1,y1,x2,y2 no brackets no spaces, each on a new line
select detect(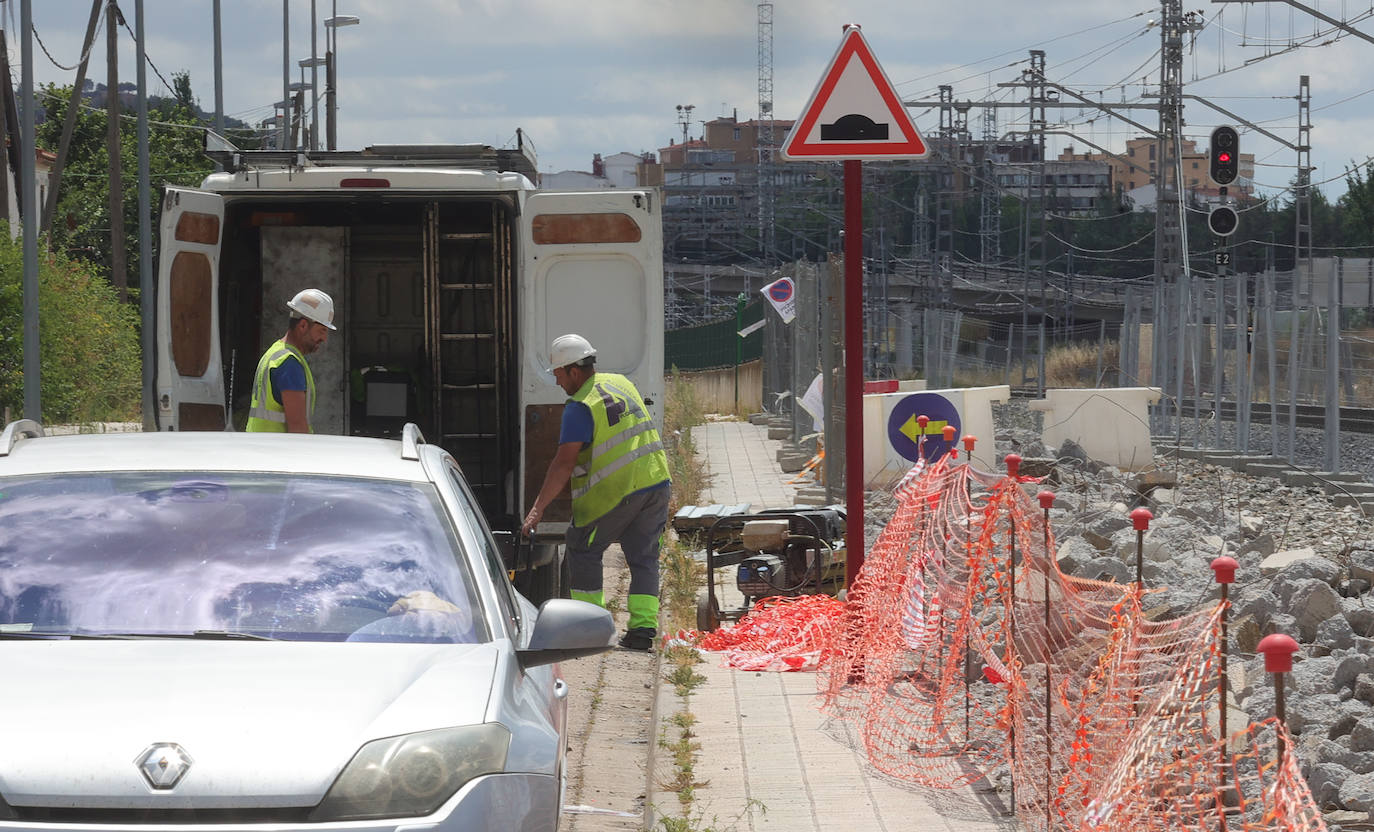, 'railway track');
1006,387,1374,434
